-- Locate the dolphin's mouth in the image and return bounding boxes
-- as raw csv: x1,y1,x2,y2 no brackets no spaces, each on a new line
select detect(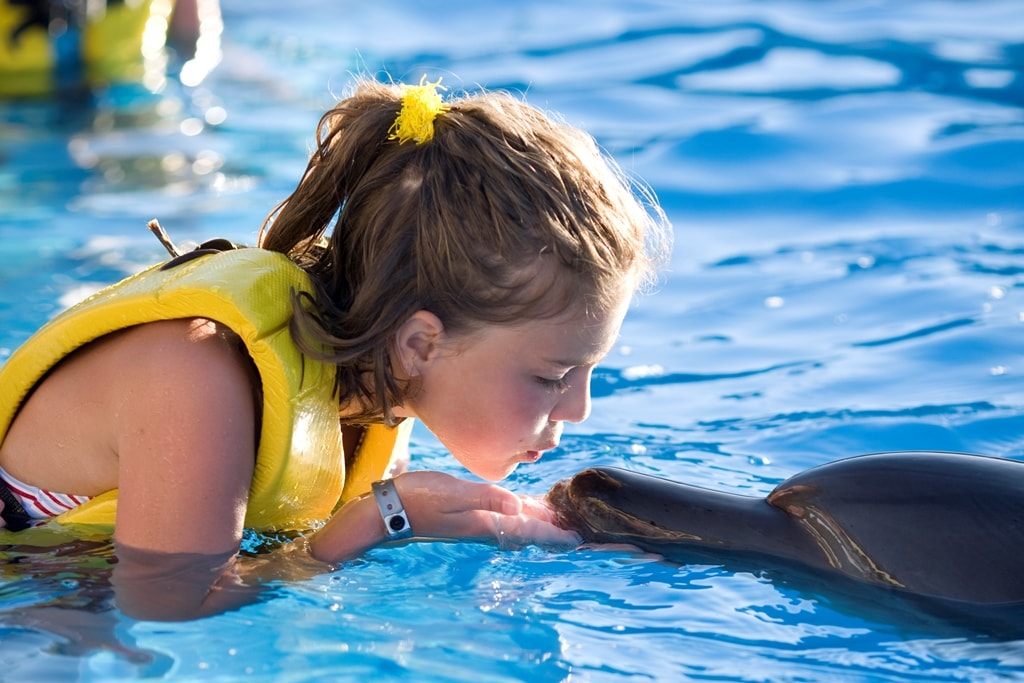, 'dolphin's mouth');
545,478,587,531
546,471,631,536
546,469,700,542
